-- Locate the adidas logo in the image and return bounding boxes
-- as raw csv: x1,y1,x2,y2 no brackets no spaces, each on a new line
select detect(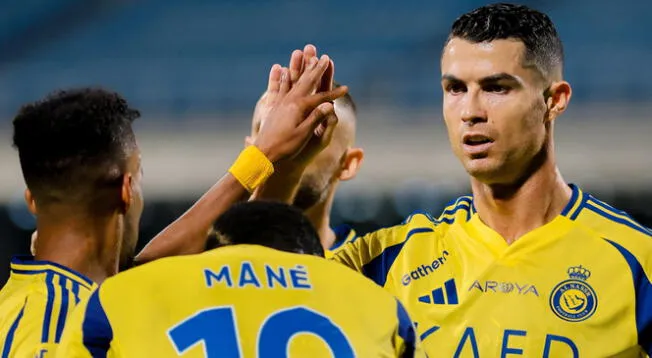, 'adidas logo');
418,279,458,305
